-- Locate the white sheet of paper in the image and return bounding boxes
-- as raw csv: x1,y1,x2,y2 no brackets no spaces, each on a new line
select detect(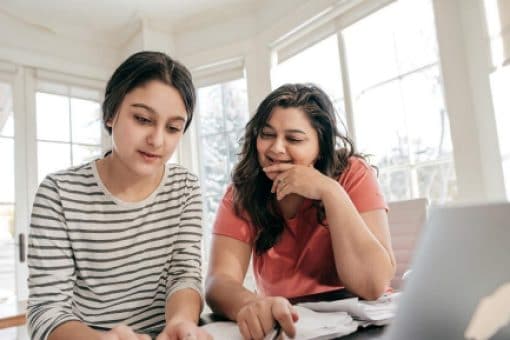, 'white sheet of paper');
200,305,358,340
